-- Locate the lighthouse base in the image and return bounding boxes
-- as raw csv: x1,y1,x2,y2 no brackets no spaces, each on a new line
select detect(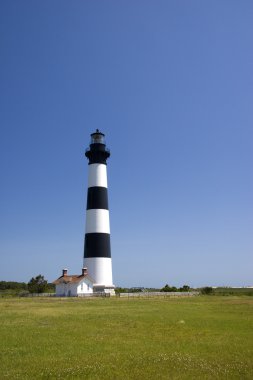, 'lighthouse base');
93,285,115,296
